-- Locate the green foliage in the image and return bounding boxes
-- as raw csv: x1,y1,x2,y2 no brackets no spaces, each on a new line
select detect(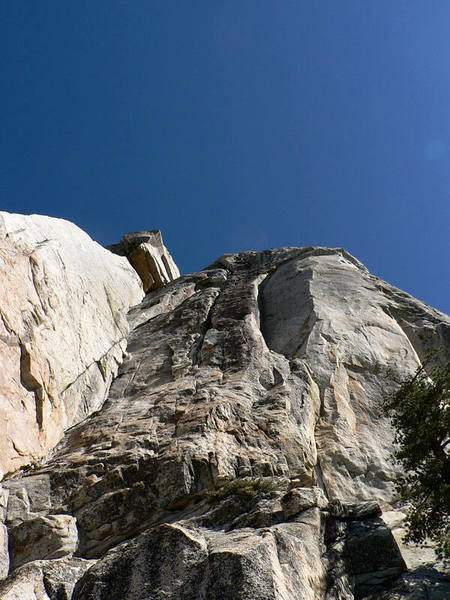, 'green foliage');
206,477,276,504
383,361,450,559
